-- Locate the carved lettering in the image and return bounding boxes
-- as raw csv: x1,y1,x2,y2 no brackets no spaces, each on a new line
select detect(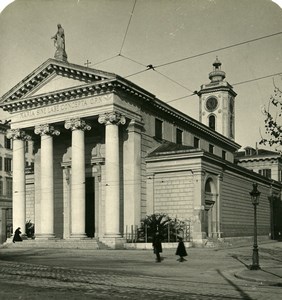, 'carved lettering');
15,95,112,121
